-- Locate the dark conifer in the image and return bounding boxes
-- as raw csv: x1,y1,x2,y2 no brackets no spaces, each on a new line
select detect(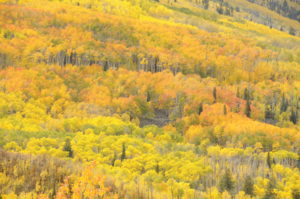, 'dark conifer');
245,99,251,118
223,104,227,115
121,143,126,161
198,103,203,115
63,138,73,158
213,87,217,103
219,168,234,192
243,176,254,196
267,152,273,169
